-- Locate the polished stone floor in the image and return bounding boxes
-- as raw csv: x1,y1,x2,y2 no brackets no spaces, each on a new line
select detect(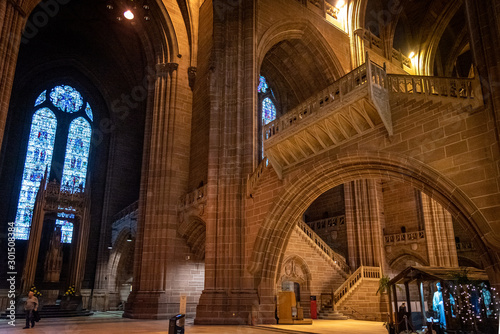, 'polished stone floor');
0,312,388,333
